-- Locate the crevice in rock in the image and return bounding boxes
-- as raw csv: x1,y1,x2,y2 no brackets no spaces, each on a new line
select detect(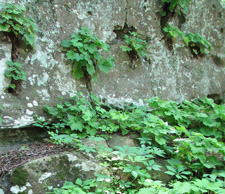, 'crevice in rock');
84,71,92,94
3,31,22,96
160,3,174,51
49,0,58,21
178,13,186,29
0,127,48,156
113,23,136,40
207,93,223,104
160,3,174,30
125,0,128,24
212,55,225,67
